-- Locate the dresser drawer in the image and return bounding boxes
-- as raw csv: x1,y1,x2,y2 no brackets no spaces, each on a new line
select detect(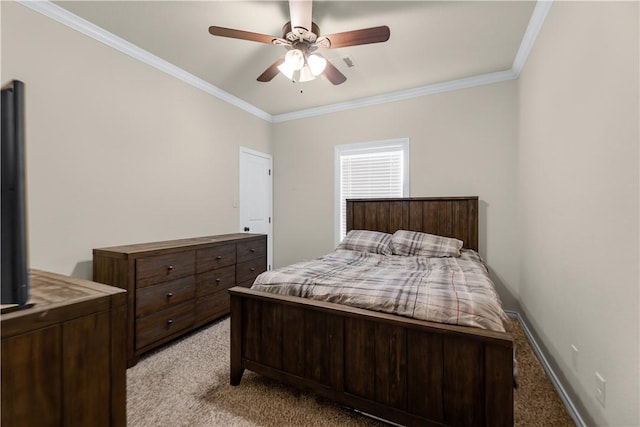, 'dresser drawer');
136,251,195,288
136,301,195,350
237,238,266,263
196,265,235,297
236,258,267,284
196,244,236,273
195,290,229,326
136,276,195,318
